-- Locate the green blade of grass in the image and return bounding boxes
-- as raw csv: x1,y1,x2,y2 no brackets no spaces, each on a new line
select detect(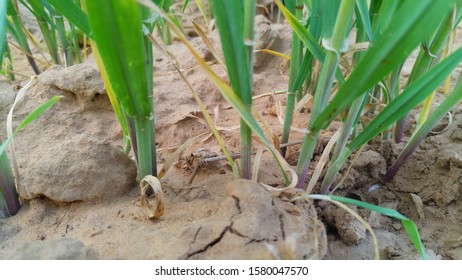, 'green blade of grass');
21,0,55,27
194,0,209,26
320,0,395,194
355,0,372,41
275,0,323,62
294,2,321,101
0,162,16,217
0,95,63,156
210,1,251,104
90,40,130,142
181,0,190,14
371,0,398,41
15,95,63,132
311,0,456,133
242,0,257,179
243,0,256,77
455,1,462,30
85,0,155,179
68,24,82,63
210,0,253,179
85,1,151,118
320,47,462,194
45,0,91,37
307,194,427,259
6,19,18,42
0,140,18,217
0,0,7,68
23,0,61,64
54,11,72,66
308,0,322,40
274,0,345,84
140,5,157,177
349,47,462,150
280,0,303,157
7,0,40,74
395,11,453,142
321,0,341,40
